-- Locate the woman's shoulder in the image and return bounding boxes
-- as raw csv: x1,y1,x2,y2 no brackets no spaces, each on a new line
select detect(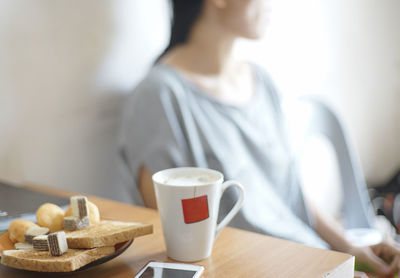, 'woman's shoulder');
250,63,275,86
249,62,283,108
123,64,187,121
132,63,186,100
